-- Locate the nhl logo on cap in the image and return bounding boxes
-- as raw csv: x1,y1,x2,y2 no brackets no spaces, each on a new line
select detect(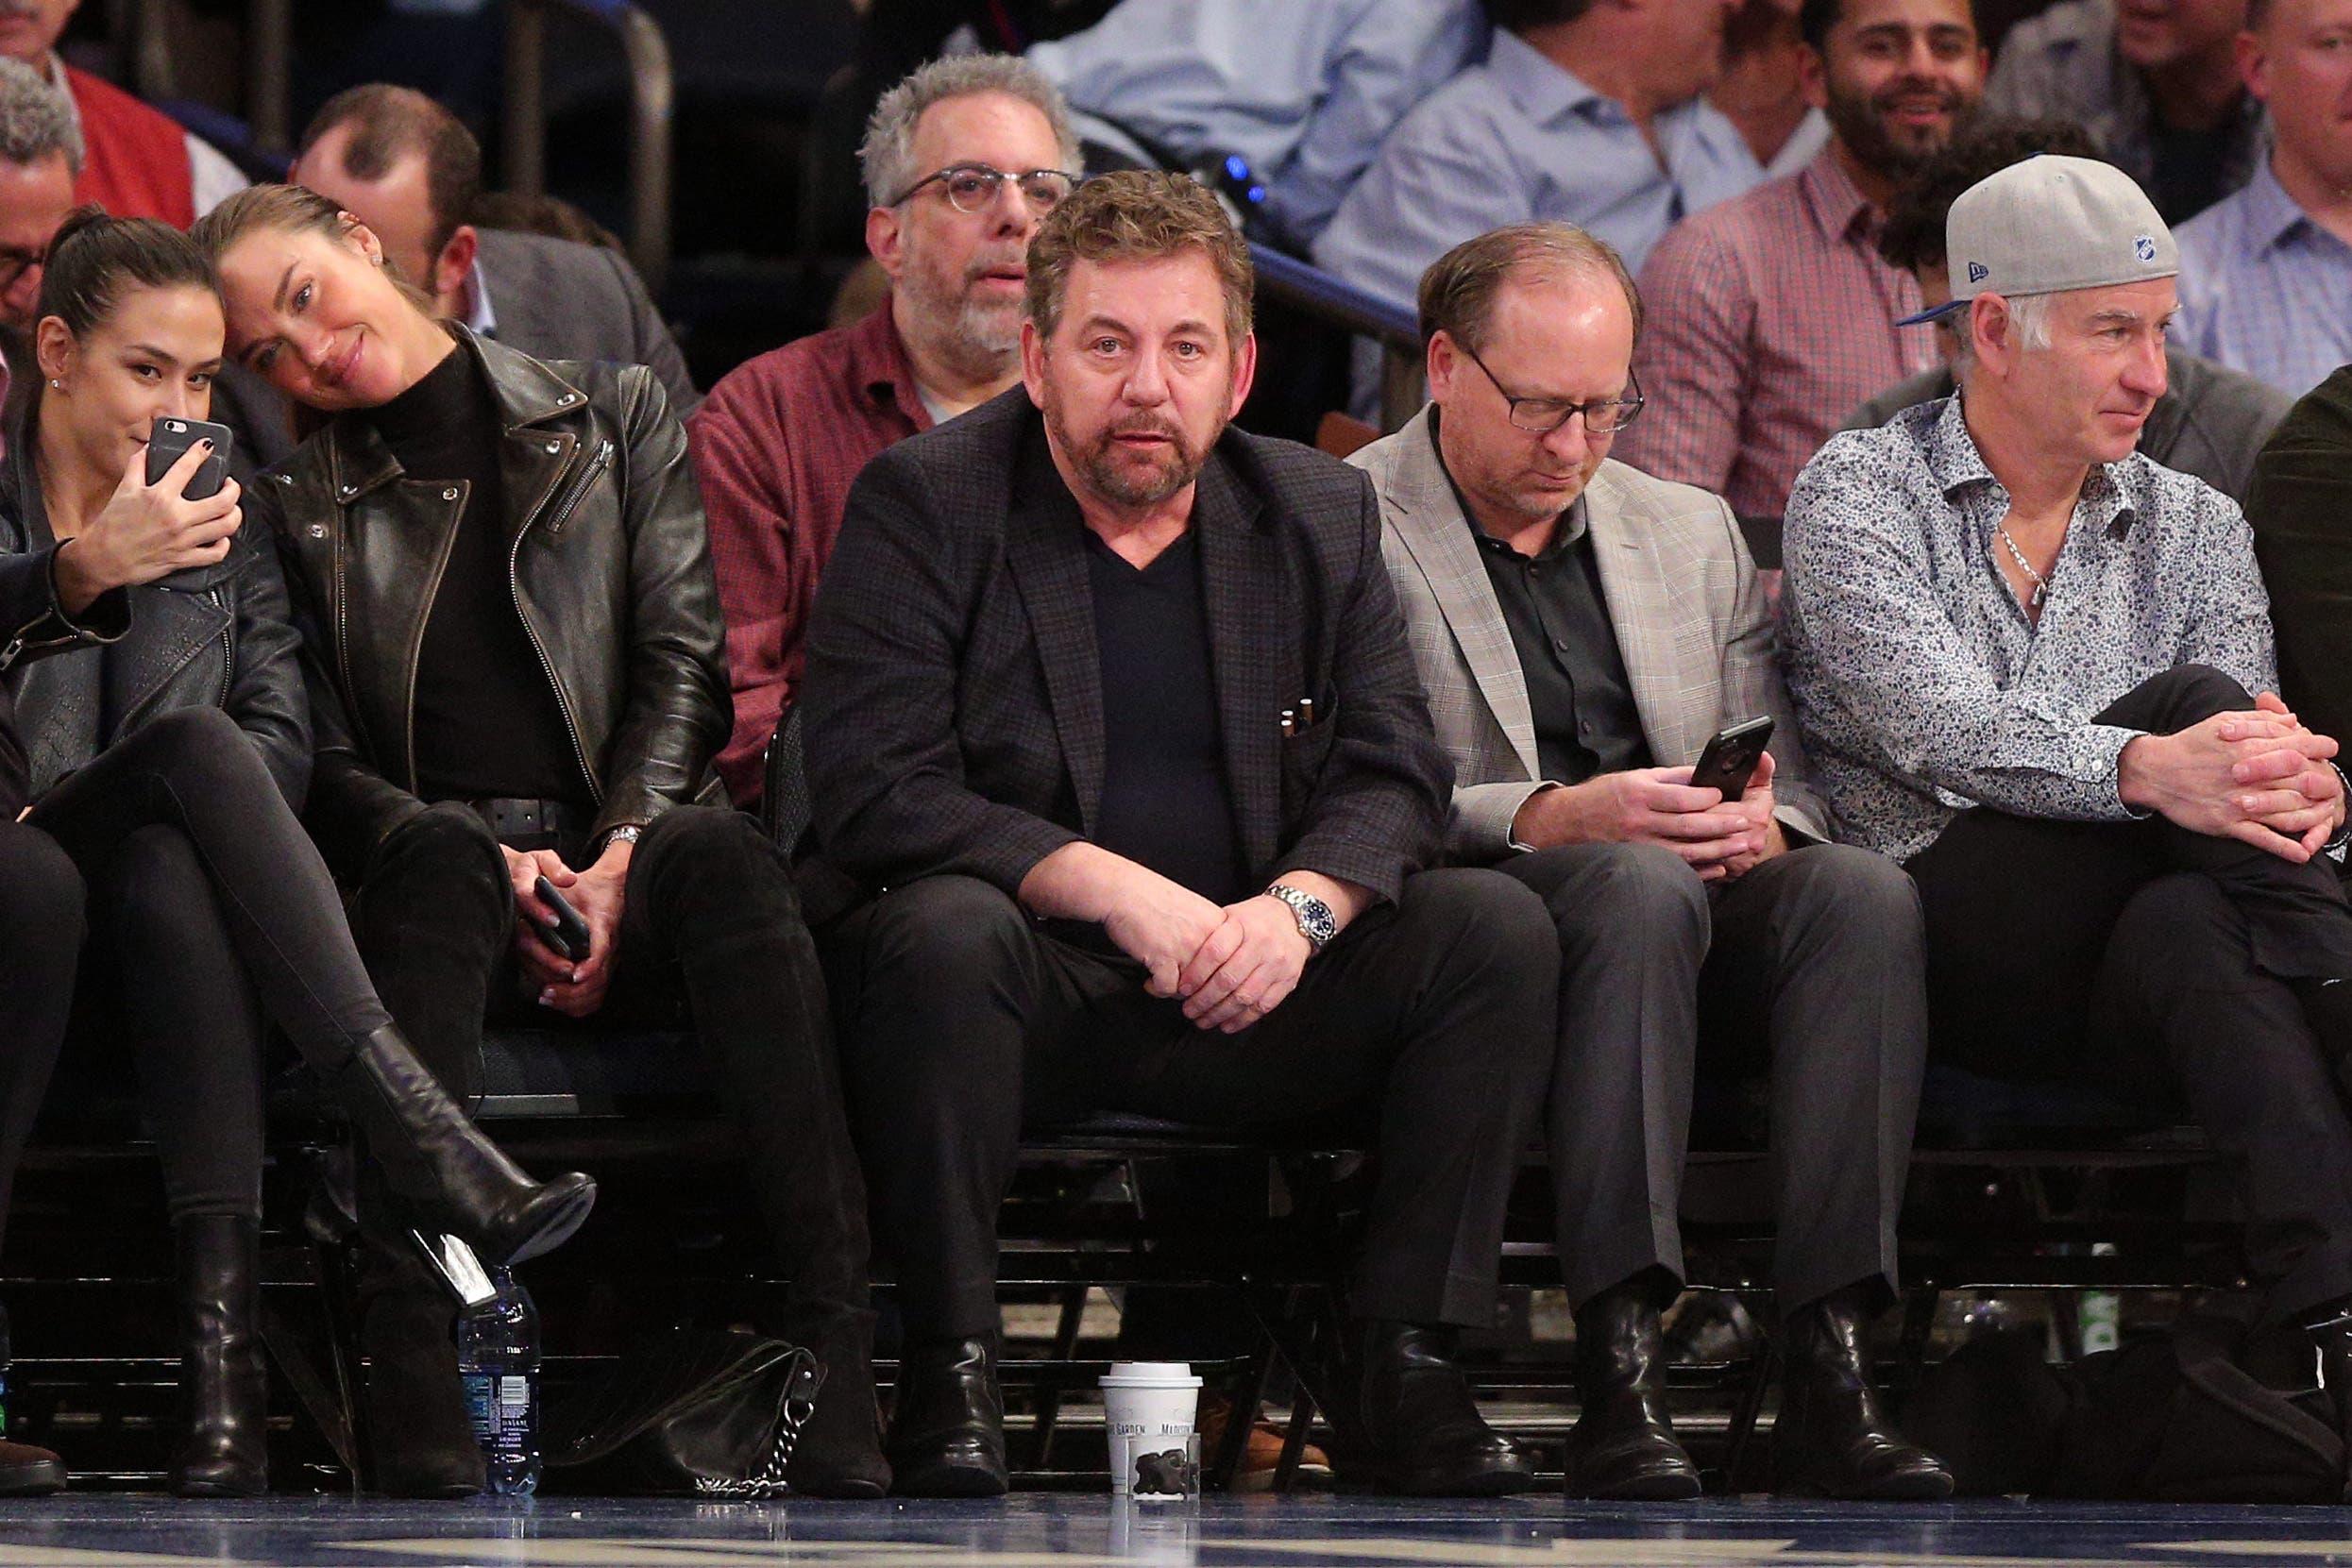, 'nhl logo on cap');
1895,155,2180,329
